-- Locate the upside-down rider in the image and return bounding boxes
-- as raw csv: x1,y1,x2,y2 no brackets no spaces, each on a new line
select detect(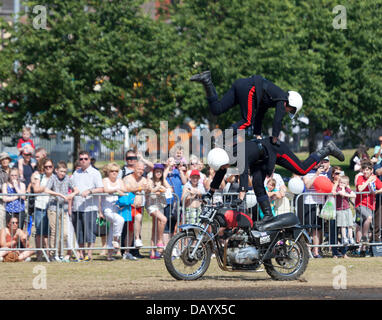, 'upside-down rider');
190,70,345,230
